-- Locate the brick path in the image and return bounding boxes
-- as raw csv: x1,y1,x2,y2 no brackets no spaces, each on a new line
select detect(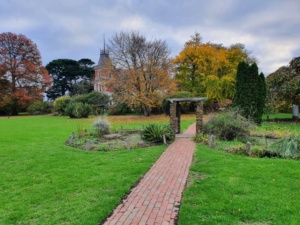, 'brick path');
103,123,198,225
